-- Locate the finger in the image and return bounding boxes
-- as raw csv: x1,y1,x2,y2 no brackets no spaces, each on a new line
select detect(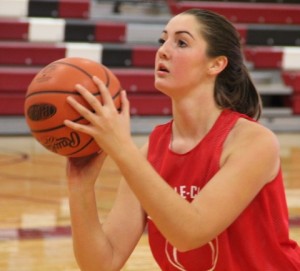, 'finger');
120,90,130,117
65,96,102,128
66,95,96,121
93,76,115,108
64,119,93,135
75,84,103,115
